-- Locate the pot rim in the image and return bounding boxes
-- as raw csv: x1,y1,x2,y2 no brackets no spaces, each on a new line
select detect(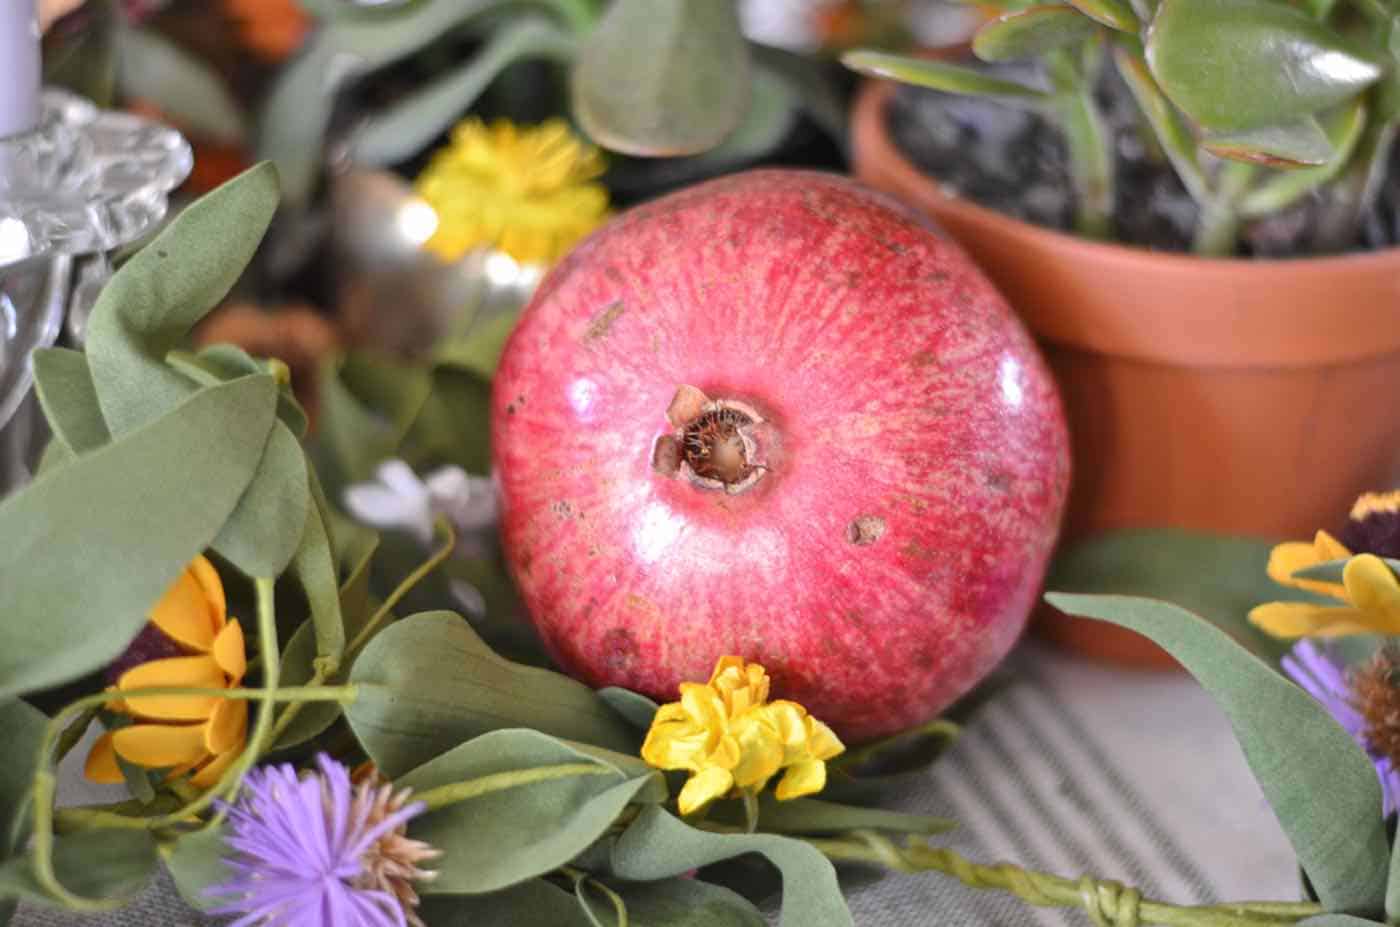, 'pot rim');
851,79,1400,368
